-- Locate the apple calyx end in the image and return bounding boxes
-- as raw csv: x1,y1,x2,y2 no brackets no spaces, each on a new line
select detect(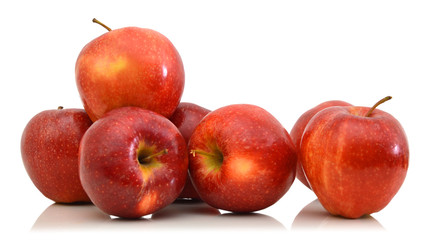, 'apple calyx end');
92,18,112,32
57,106,64,110
365,96,392,117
